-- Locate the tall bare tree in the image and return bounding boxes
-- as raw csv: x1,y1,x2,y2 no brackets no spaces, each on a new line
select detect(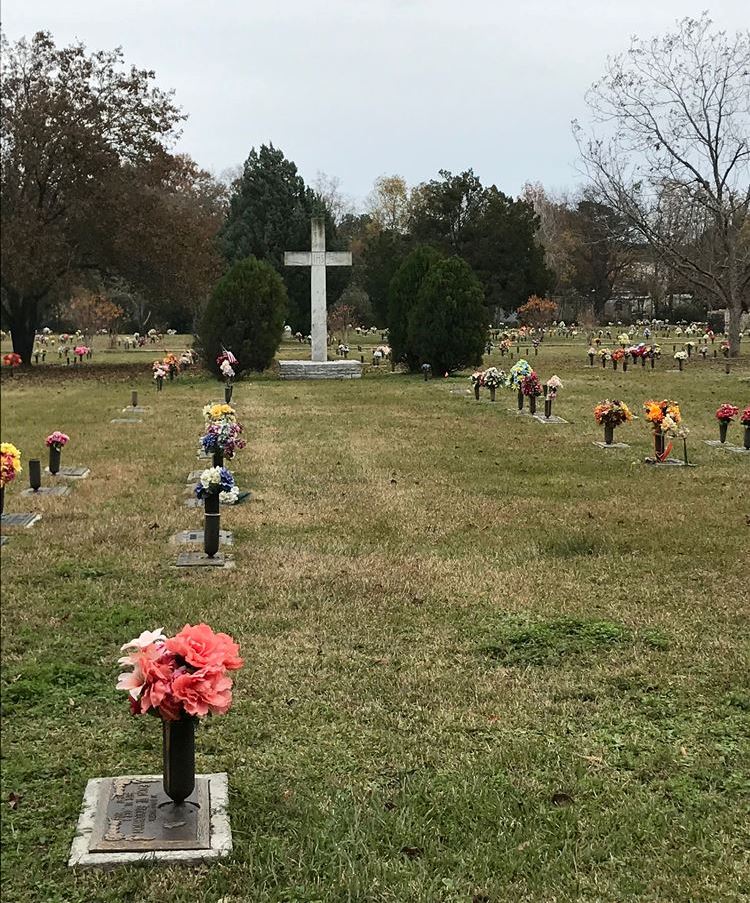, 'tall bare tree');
574,14,750,354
